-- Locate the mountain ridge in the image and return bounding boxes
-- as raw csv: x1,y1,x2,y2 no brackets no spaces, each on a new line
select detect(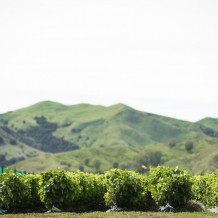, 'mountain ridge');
2,100,213,122
0,100,218,174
